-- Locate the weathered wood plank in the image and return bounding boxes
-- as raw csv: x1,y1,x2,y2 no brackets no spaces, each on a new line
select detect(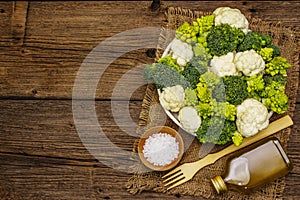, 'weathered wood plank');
0,100,300,199
0,152,207,200
0,1,299,100
0,2,13,45
0,100,142,160
11,1,28,45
